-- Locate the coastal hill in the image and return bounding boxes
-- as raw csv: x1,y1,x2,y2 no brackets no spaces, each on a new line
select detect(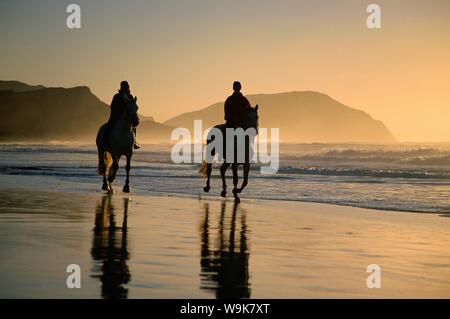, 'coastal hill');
0,81,173,142
165,91,396,143
0,81,395,143
0,80,46,93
